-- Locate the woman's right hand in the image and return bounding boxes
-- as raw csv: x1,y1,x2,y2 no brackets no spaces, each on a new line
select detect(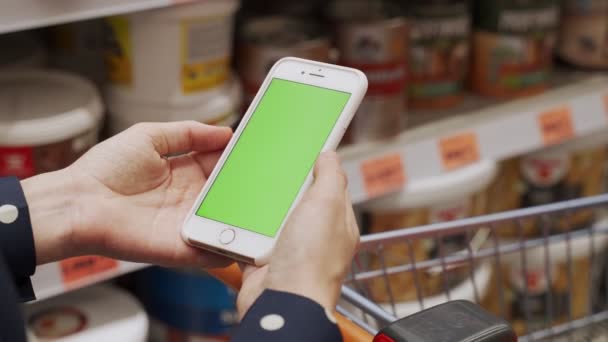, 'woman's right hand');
237,152,360,318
